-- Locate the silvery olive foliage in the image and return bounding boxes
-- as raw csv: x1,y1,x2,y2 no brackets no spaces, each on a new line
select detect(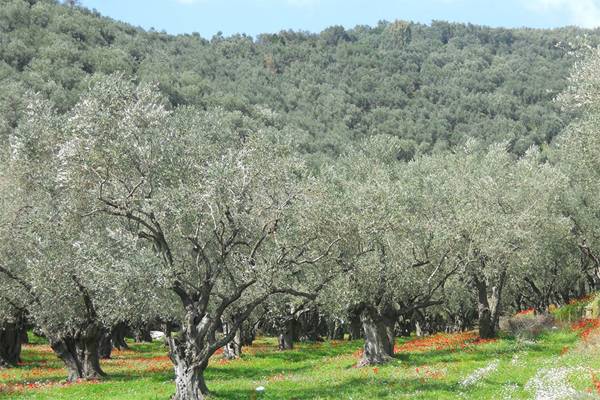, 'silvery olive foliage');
319,135,458,319
0,162,26,324
0,88,172,379
315,135,465,365
556,45,600,289
49,74,339,398
424,142,571,336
